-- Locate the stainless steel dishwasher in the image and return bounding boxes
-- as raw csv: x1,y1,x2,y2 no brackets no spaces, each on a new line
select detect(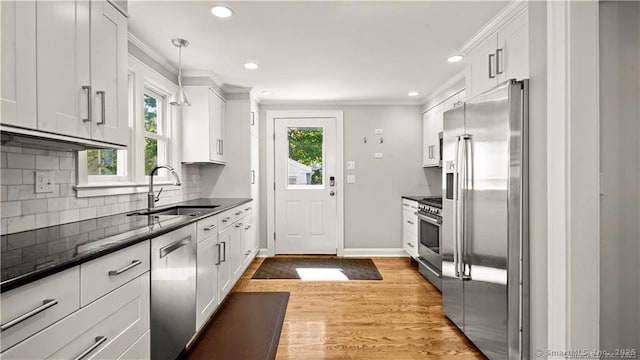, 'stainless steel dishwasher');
151,223,197,360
